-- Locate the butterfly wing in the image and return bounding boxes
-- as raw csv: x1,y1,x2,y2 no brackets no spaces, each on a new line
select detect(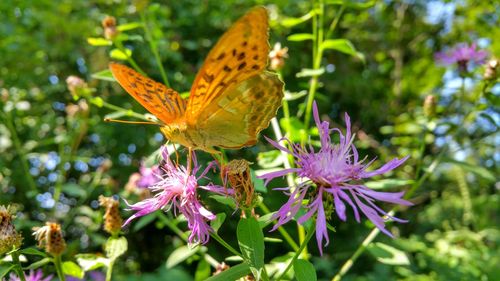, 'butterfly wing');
109,63,186,124
186,7,270,121
196,71,284,149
